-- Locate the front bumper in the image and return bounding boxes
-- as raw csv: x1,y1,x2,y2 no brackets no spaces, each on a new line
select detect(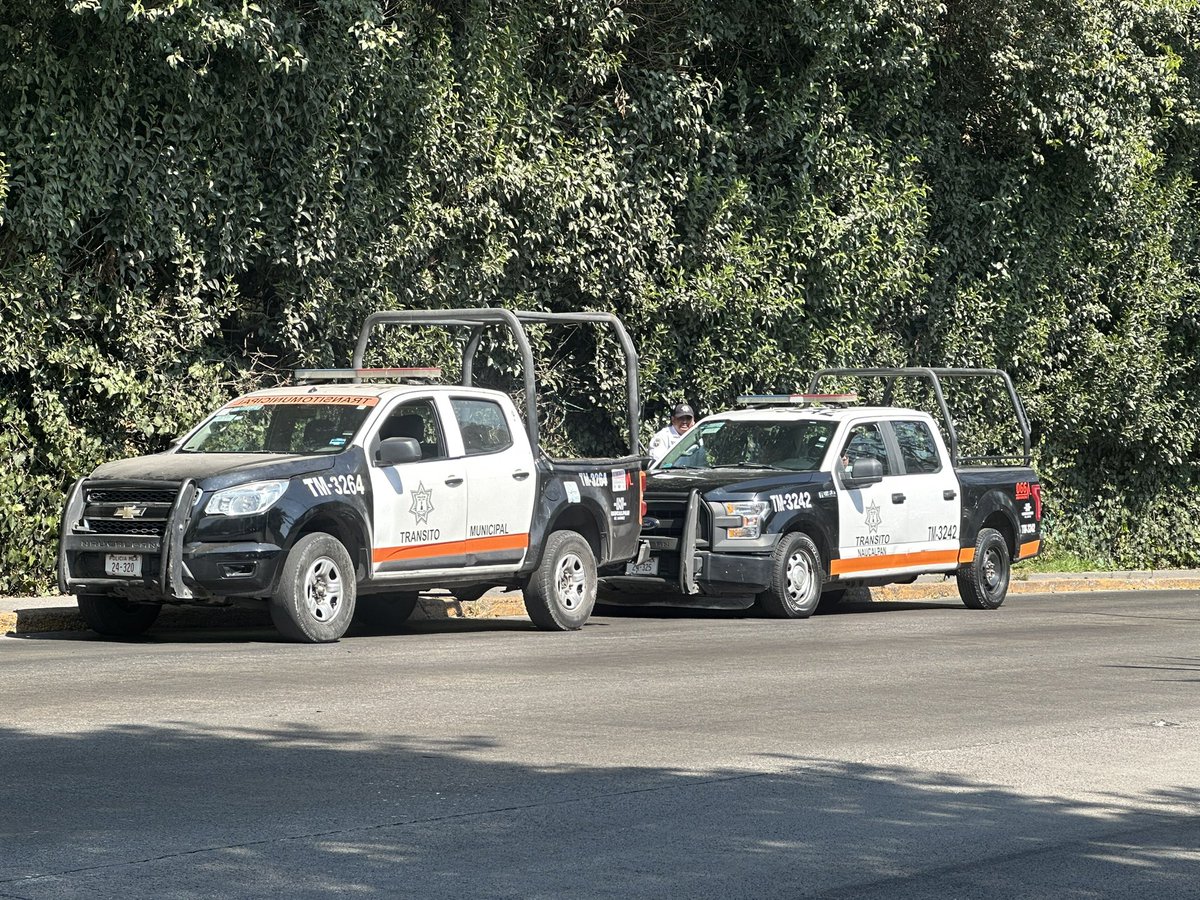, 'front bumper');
603,549,773,597
58,478,284,603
